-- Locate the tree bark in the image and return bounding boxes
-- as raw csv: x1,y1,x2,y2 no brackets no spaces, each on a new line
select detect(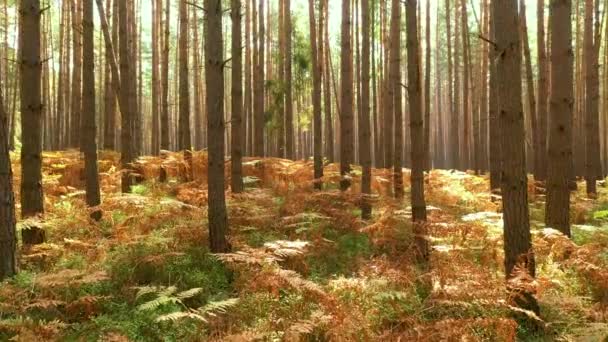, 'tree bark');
205,0,230,253
340,0,354,191
231,0,244,193
70,0,83,149
161,0,170,150
423,0,431,171
118,0,135,193
520,0,539,182
488,0,501,191
82,0,101,221
285,0,294,160
546,0,574,236
390,0,403,198
584,0,602,196
0,57,16,280
151,0,160,155
494,0,536,300
20,0,44,218
536,0,548,181
309,0,323,190
406,0,428,265
178,0,191,152
360,0,372,219
253,0,265,157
